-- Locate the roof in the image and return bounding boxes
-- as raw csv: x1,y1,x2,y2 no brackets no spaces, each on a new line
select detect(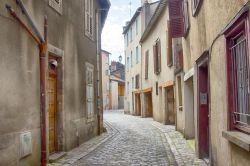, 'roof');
98,0,111,29
140,0,167,43
110,75,125,84
122,7,142,34
101,49,111,55
123,1,160,35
